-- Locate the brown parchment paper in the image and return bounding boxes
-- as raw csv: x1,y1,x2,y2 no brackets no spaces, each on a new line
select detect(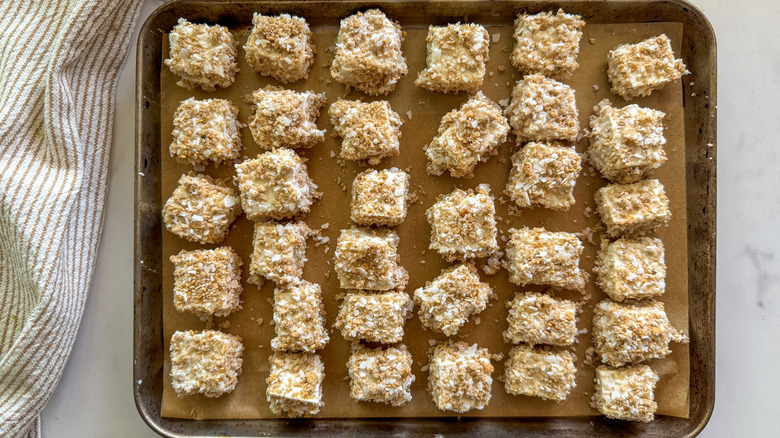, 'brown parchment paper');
159,19,688,420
